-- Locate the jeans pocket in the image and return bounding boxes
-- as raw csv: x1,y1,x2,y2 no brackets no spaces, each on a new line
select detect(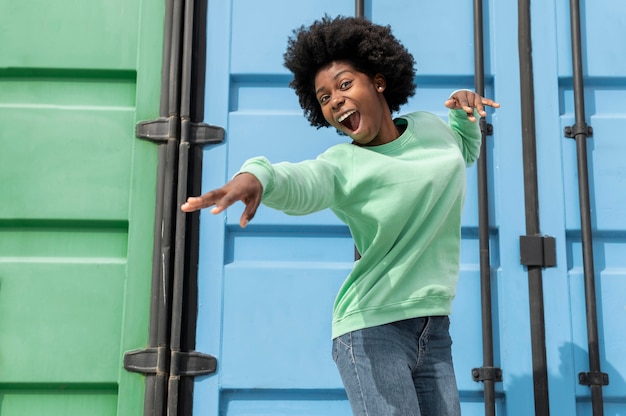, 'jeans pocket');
332,333,352,362
421,316,453,355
